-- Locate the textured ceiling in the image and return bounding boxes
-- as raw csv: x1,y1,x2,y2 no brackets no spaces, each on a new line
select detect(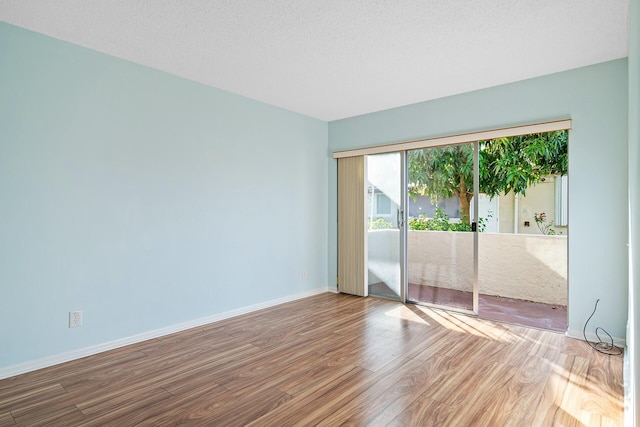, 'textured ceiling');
0,0,631,121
